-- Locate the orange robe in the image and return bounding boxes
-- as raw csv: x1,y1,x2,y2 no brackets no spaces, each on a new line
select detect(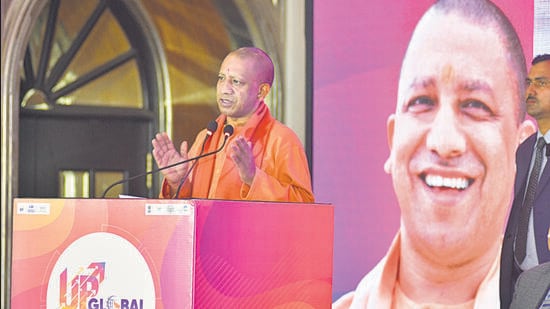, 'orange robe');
160,103,314,202
333,231,500,309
